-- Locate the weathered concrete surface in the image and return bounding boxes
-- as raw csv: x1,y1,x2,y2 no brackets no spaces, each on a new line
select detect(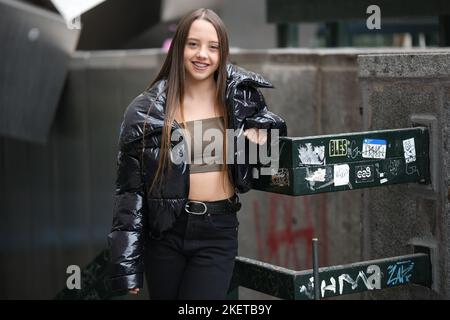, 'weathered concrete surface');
358,52,450,299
